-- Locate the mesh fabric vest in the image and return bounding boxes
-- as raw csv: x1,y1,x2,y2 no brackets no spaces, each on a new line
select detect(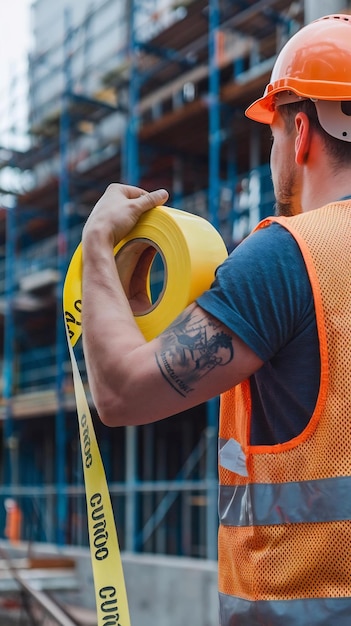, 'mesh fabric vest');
218,201,351,625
